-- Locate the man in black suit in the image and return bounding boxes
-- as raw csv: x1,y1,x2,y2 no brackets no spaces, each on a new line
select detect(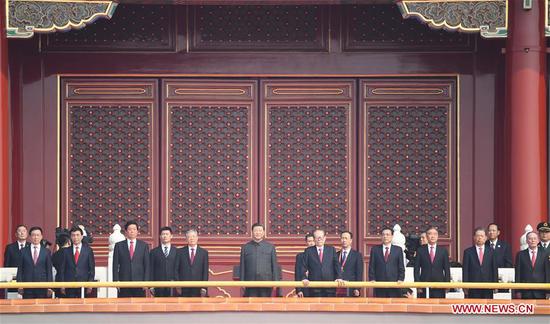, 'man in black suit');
337,231,363,297
486,223,513,268
414,226,450,298
150,226,178,297
537,222,550,253
515,232,549,299
112,220,150,297
240,223,279,297
178,229,209,297
59,227,95,298
4,225,29,268
368,227,405,297
16,226,53,299
462,227,498,299
301,229,343,297
295,233,315,297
